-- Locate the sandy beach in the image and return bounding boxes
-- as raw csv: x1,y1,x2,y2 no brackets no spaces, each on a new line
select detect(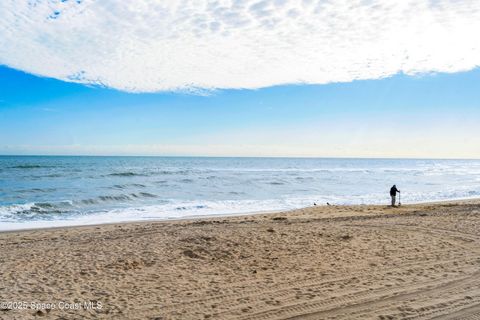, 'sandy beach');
1,200,480,319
